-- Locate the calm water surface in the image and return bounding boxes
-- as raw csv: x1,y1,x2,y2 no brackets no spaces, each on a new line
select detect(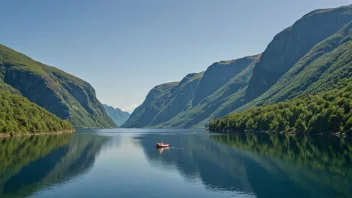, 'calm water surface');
0,129,352,198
